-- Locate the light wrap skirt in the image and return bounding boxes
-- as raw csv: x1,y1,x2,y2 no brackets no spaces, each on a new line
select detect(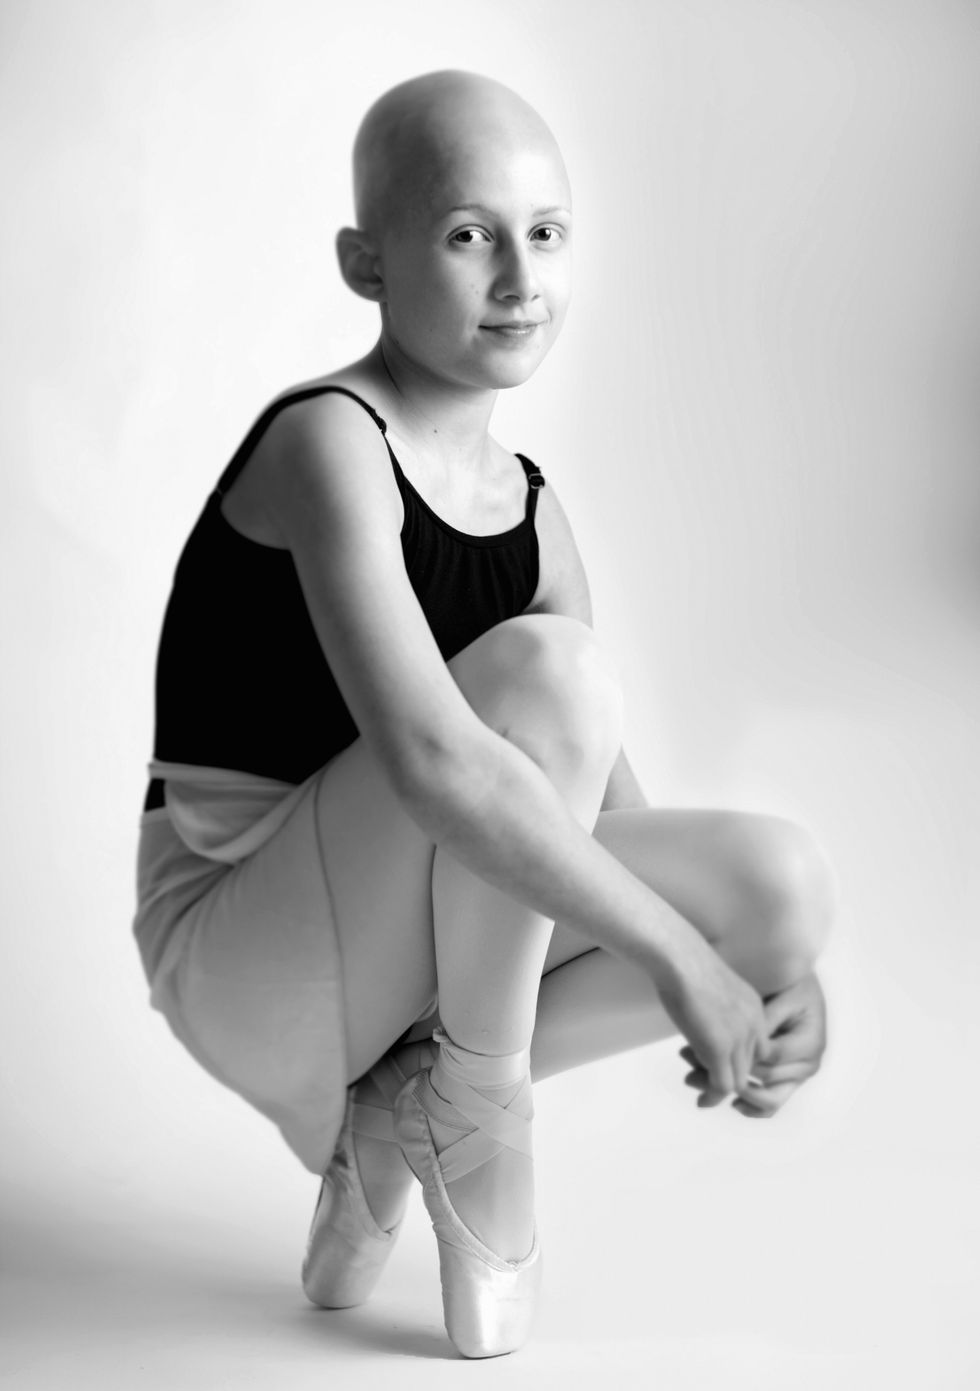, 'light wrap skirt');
132,759,349,1176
